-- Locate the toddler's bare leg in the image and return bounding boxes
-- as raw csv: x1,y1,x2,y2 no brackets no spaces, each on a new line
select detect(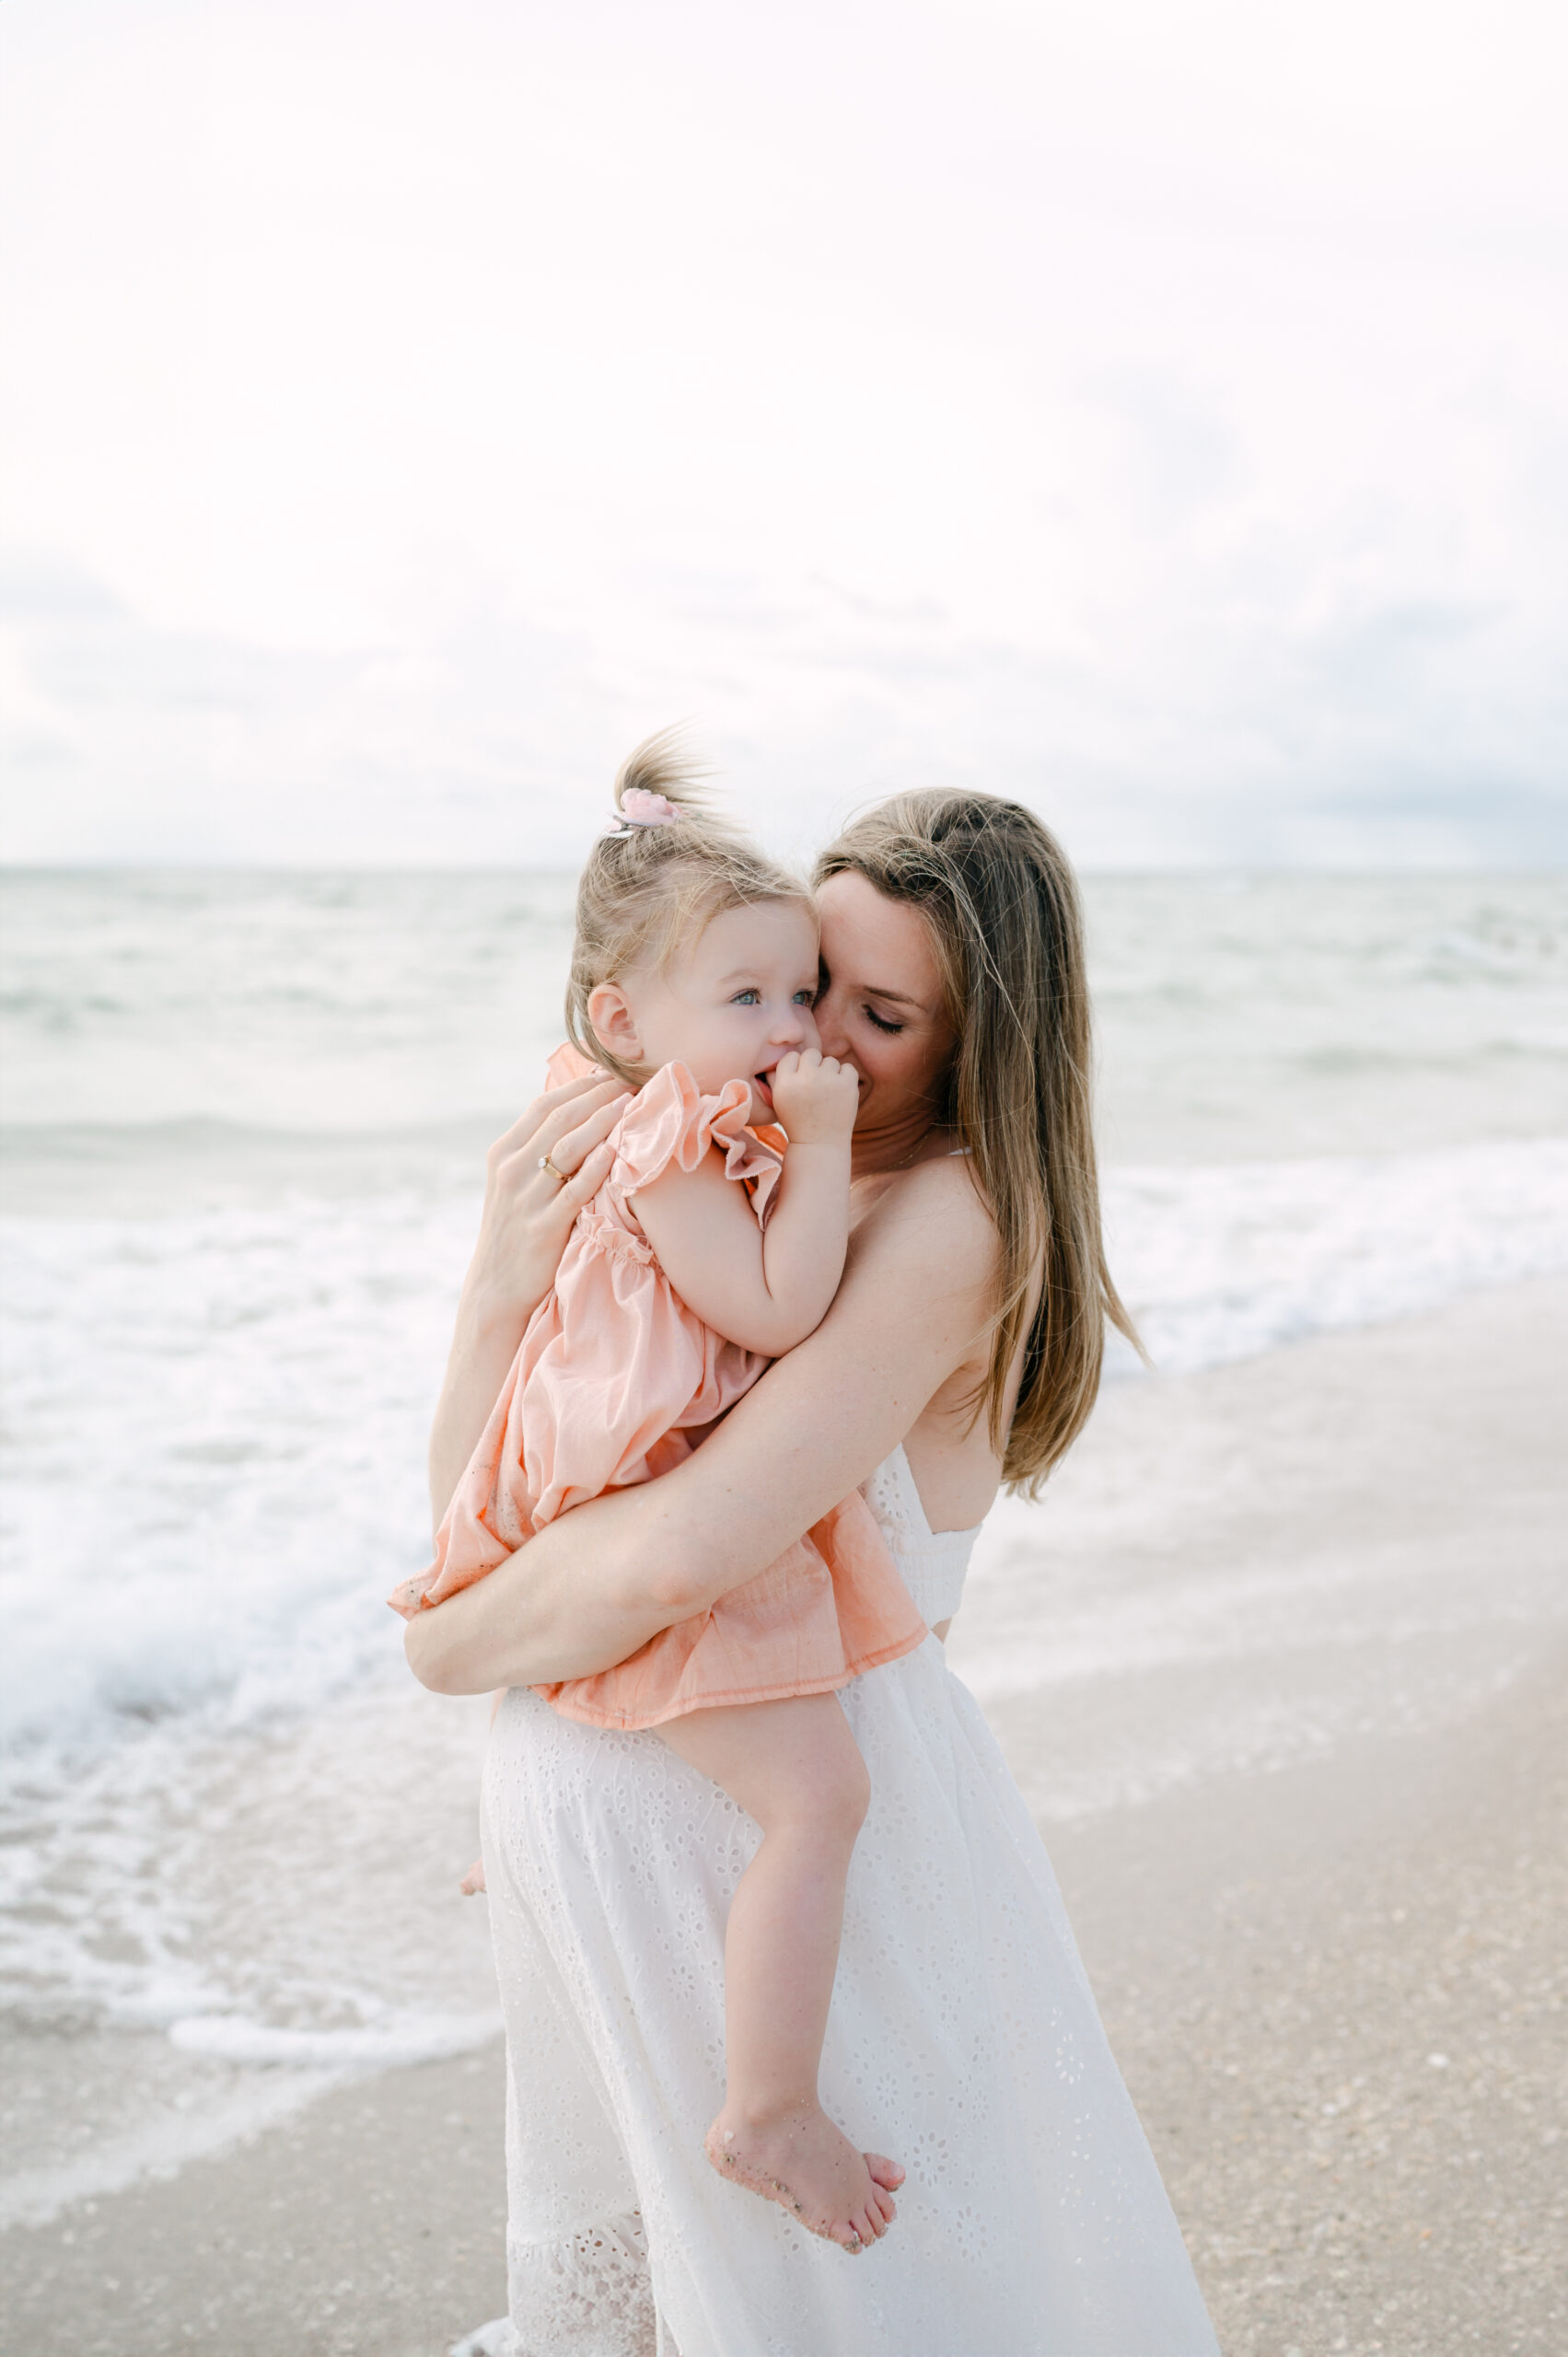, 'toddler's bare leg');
659,1692,904,2251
